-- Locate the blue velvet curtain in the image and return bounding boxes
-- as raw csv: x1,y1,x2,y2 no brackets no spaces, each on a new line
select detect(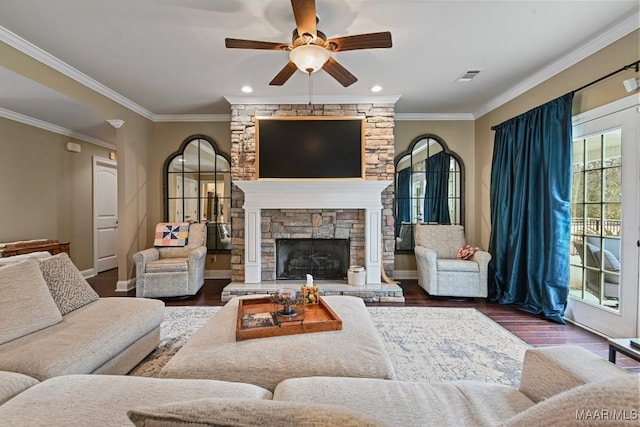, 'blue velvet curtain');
488,93,573,324
423,151,451,224
396,167,411,236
